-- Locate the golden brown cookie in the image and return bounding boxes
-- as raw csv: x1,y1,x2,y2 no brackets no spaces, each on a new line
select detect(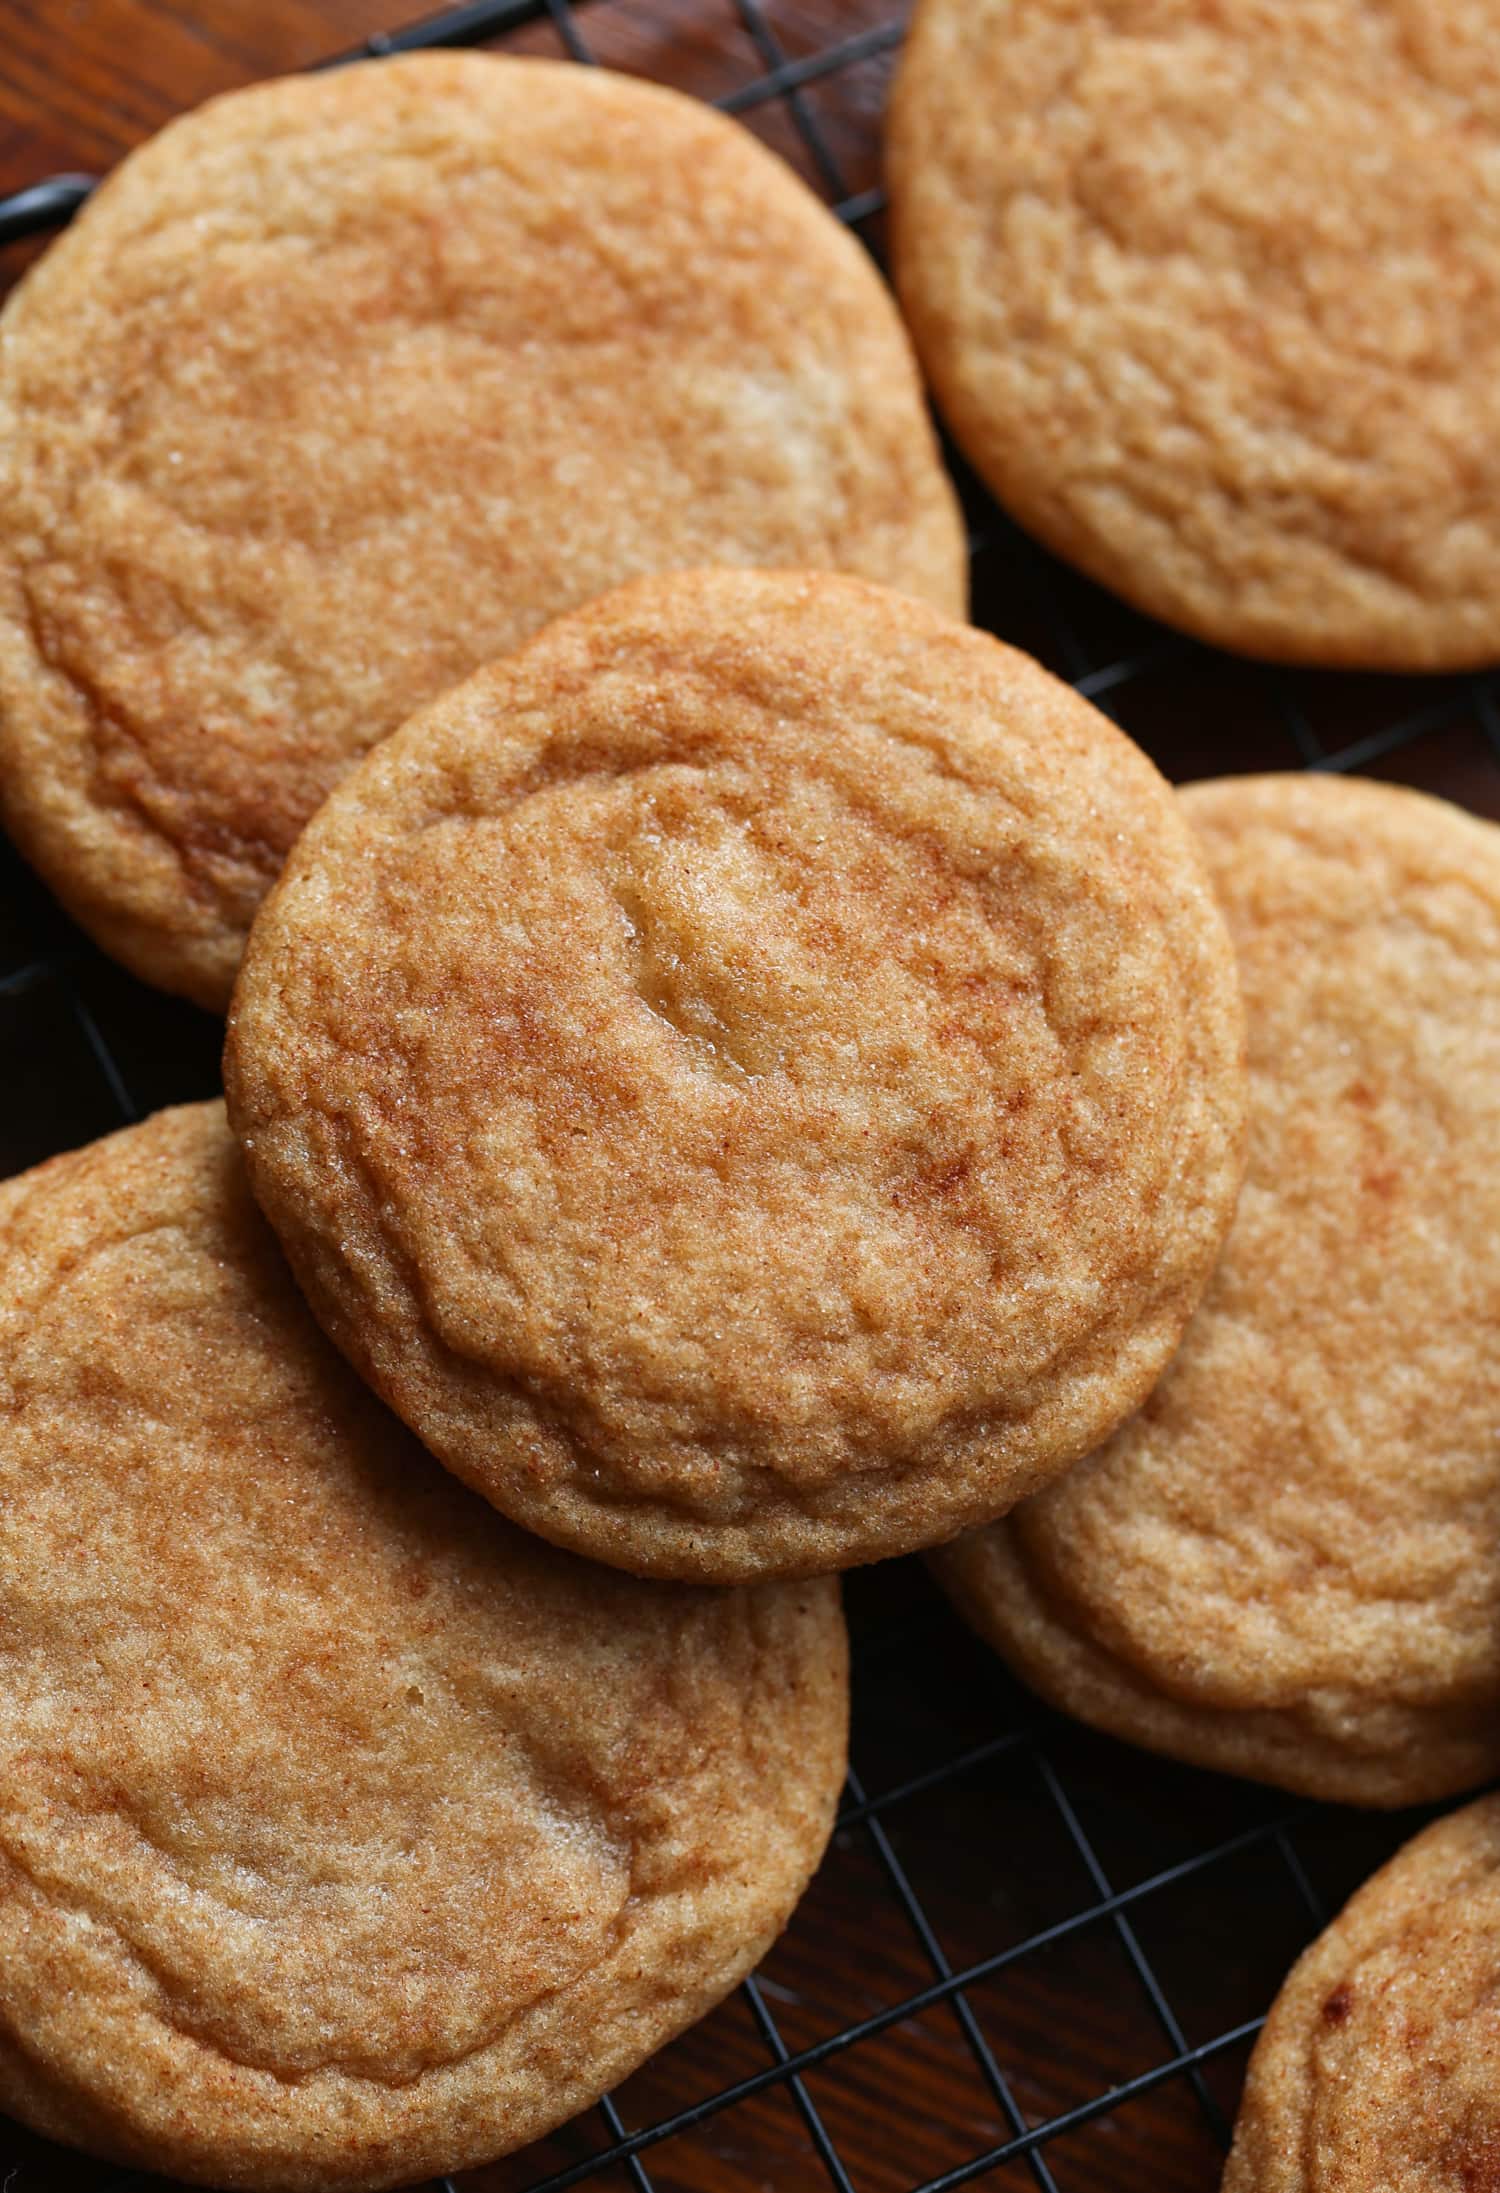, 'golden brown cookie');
934,773,1500,1807
1223,1796,1500,2193
0,51,964,1010
888,0,1500,668
224,567,1246,1584
0,1102,846,2192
